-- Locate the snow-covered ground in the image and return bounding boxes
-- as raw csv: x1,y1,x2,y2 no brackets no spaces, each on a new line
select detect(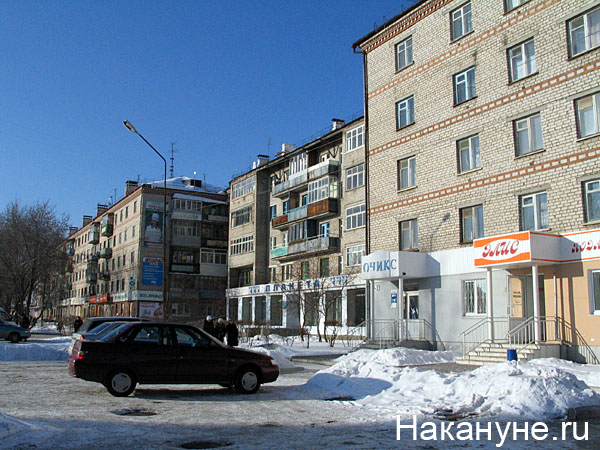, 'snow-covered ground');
1,335,600,448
